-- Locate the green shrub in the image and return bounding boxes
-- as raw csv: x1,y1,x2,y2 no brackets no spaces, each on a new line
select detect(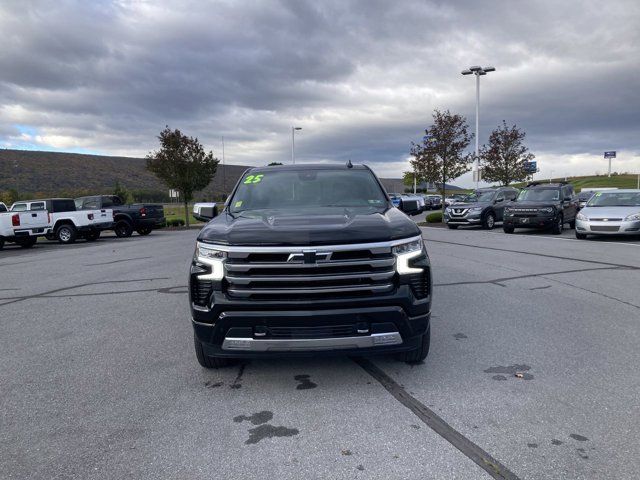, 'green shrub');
166,219,186,227
426,212,443,223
